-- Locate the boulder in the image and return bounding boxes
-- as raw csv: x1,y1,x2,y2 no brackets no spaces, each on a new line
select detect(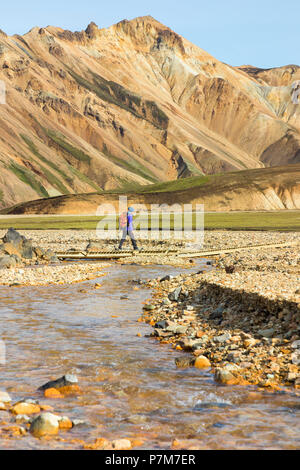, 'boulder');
38,374,78,392
2,242,21,257
213,333,232,343
10,401,41,415
194,356,211,369
0,255,17,269
168,287,182,302
257,328,276,338
2,228,24,249
21,240,34,259
214,368,235,384
0,390,11,403
29,412,60,437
